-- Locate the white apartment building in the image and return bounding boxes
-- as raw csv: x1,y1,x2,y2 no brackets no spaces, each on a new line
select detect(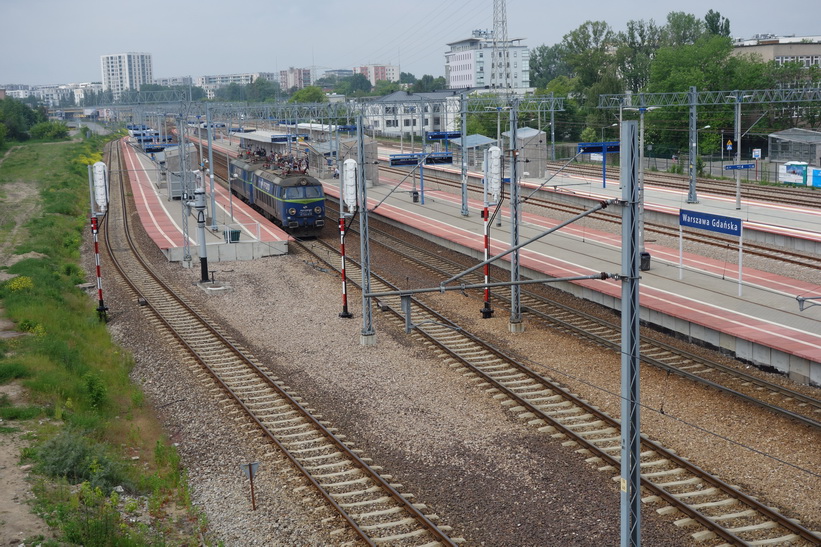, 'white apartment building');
195,72,277,88
153,76,193,87
445,29,530,91
195,72,278,99
100,52,153,99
